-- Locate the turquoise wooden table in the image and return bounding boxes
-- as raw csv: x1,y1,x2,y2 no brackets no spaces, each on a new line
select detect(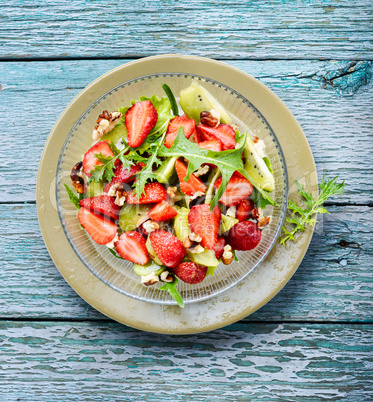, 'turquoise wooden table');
1,1,372,400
